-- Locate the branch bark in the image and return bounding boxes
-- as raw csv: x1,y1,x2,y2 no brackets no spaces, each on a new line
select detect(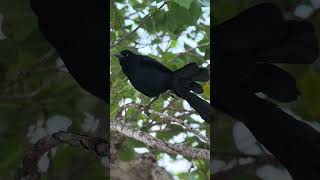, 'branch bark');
117,103,210,144
111,120,210,159
112,103,210,159
15,132,108,180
